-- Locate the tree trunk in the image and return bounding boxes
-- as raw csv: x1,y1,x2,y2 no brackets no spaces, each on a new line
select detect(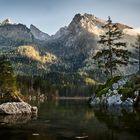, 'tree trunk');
134,92,140,107
108,16,113,79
